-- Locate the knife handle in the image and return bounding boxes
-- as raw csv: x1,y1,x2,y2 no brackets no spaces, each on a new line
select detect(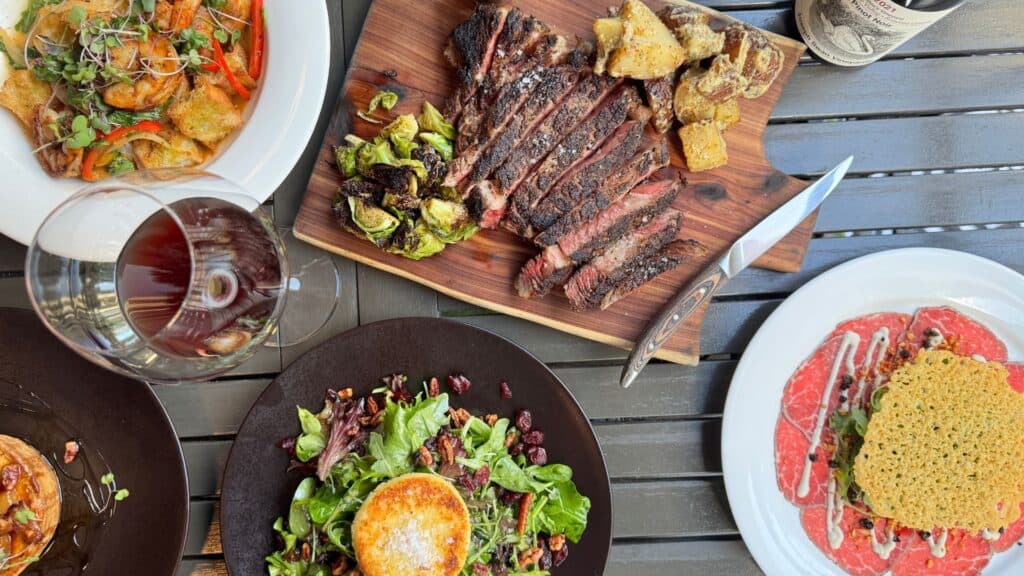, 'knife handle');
620,264,727,388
